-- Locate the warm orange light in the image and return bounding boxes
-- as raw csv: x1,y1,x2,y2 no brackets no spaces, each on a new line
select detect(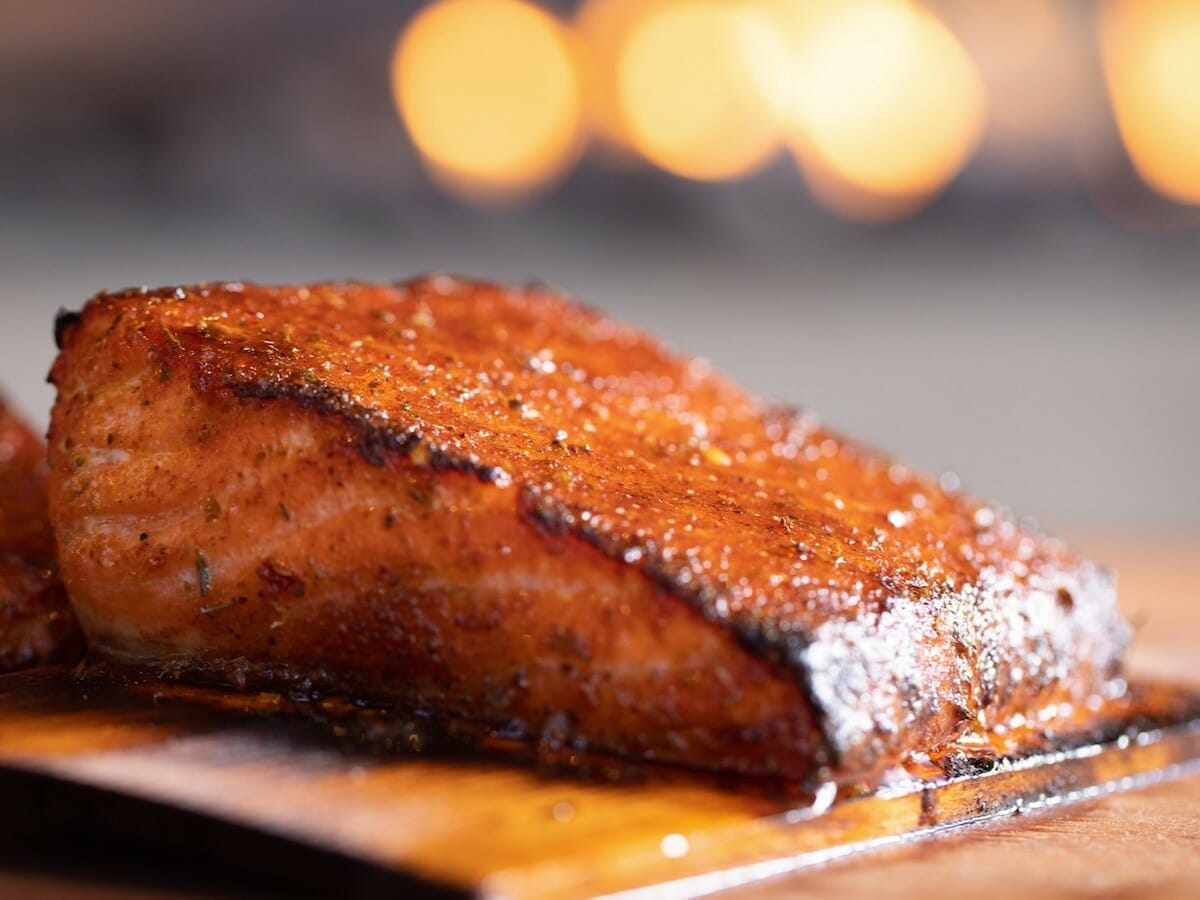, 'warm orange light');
801,155,933,224
573,0,653,154
934,0,1093,174
392,0,583,201
1099,0,1200,206
615,1,788,181
745,0,824,130
773,0,985,210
